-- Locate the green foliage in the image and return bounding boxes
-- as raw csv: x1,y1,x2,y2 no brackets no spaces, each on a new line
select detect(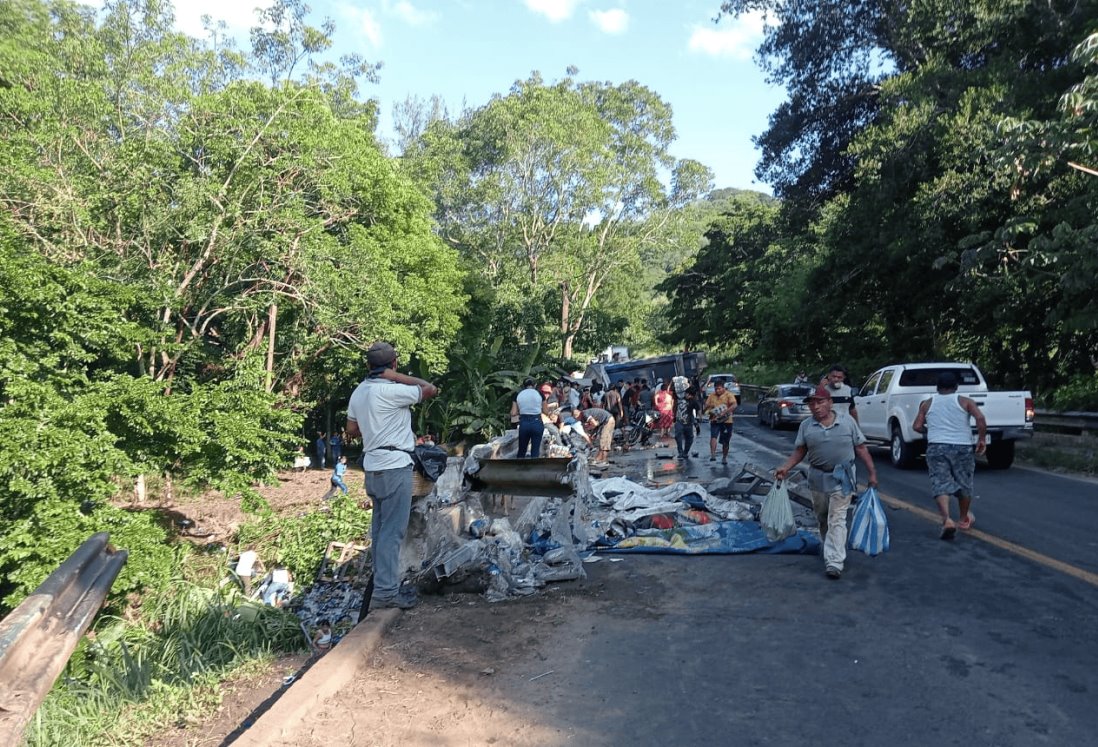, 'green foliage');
428,338,564,442
403,72,712,360
236,493,372,583
701,1,1098,395
1048,374,1098,412
0,498,179,611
